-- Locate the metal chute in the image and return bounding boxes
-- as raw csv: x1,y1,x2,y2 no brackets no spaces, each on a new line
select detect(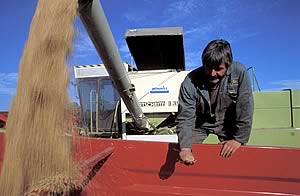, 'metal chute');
78,0,150,130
